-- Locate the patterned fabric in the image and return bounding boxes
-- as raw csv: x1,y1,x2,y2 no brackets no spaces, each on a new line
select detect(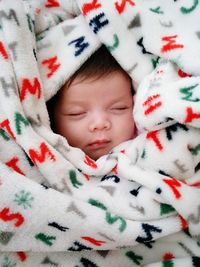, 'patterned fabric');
0,0,199,266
